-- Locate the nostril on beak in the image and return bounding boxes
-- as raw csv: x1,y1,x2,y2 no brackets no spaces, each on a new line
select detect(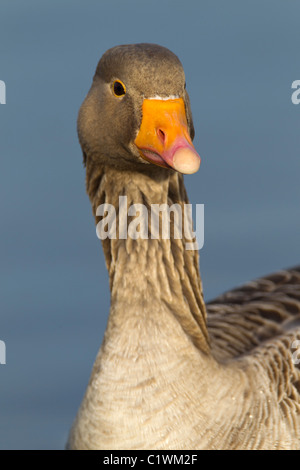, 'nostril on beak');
157,128,166,144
